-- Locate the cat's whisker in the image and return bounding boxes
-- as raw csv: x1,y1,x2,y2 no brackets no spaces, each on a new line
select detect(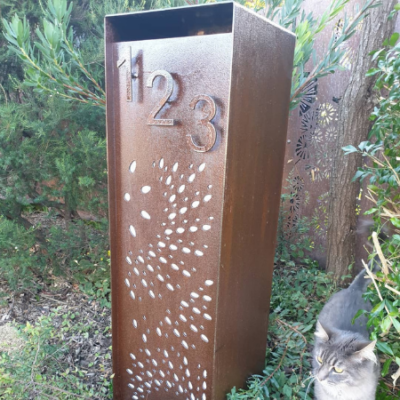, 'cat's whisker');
305,376,316,399
301,374,315,386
